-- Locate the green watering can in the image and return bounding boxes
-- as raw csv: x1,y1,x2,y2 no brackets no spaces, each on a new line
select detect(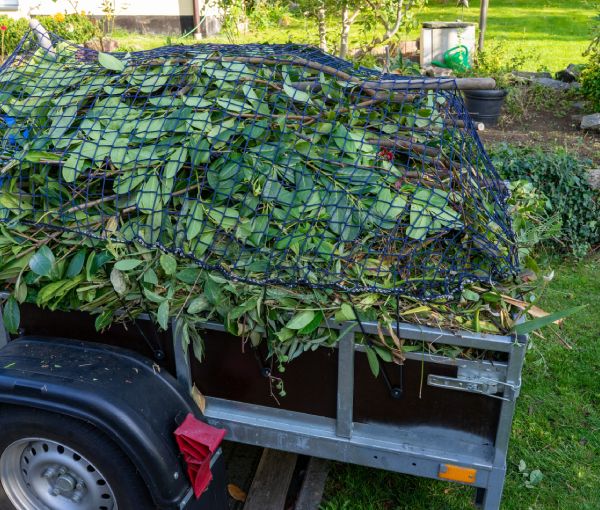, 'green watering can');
431,45,471,72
